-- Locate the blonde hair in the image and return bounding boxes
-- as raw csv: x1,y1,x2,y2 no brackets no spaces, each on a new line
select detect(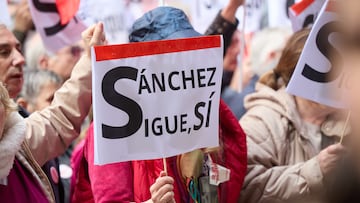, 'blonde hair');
250,27,292,77
0,82,17,116
259,29,310,90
